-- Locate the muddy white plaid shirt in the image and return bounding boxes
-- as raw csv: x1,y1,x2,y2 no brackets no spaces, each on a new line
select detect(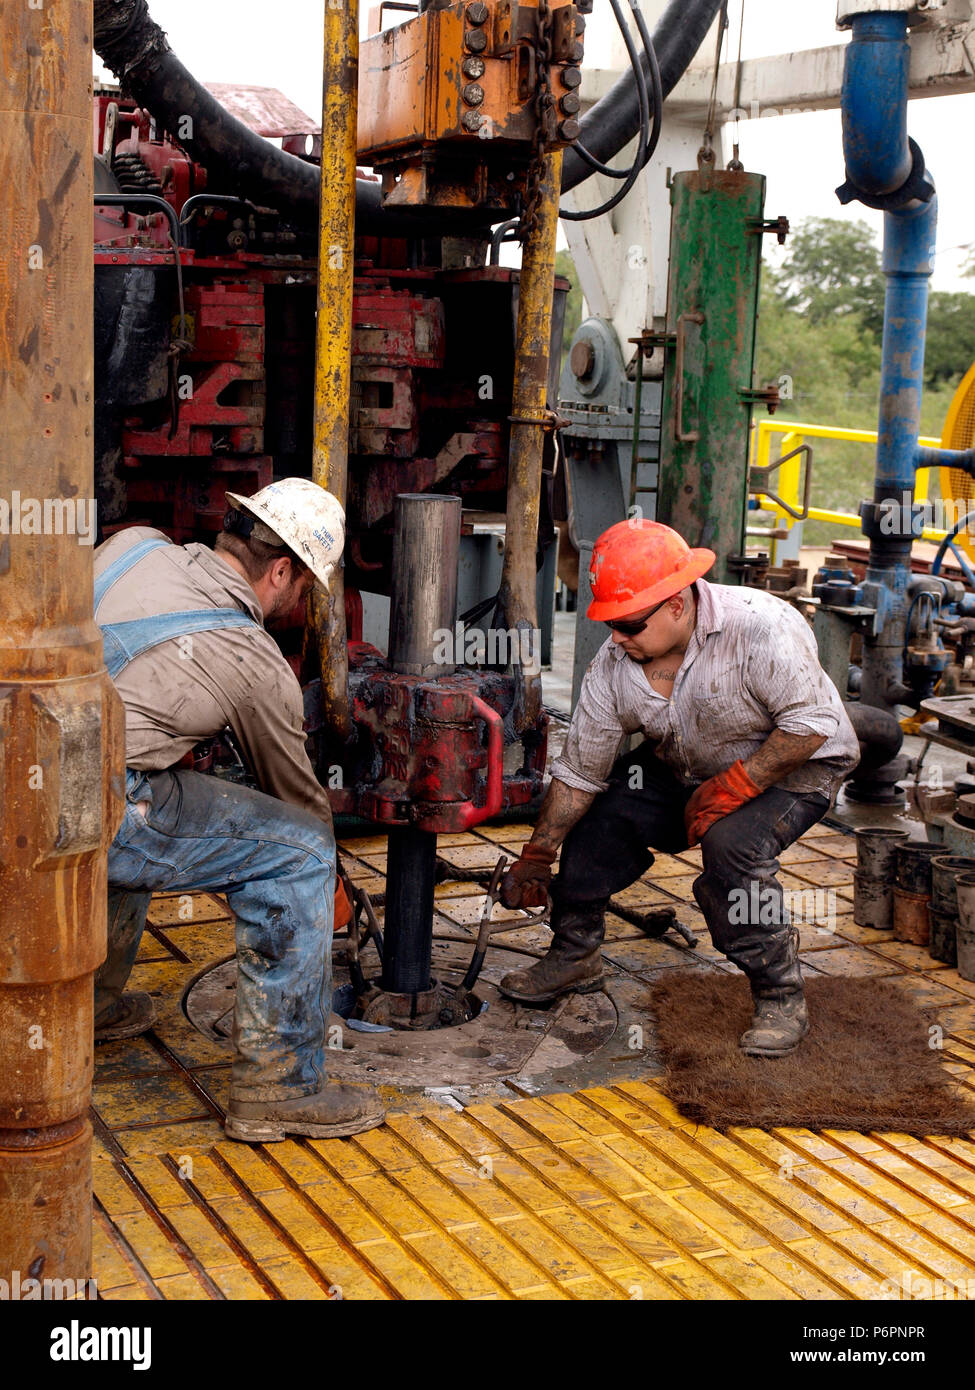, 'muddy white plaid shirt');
552,579,860,800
